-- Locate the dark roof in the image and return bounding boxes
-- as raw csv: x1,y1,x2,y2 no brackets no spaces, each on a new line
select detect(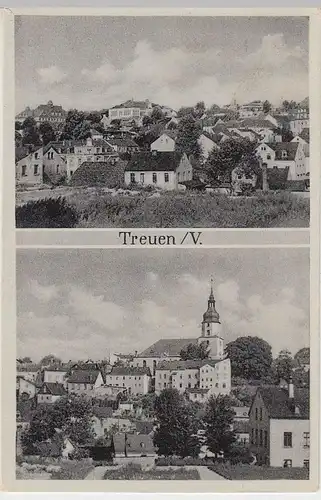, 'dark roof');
200,131,219,142
240,118,276,129
268,142,299,161
110,366,151,376
133,420,154,435
125,152,186,172
299,128,310,143
156,360,202,371
111,100,150,110
113,433,155,454
138,338,197,358
38,382,67,396
69,160,125,188
266,166,290,189
105,137,139,148
67,369,100,384
257,386,309,419
15,145,40,162
93,406,113,419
